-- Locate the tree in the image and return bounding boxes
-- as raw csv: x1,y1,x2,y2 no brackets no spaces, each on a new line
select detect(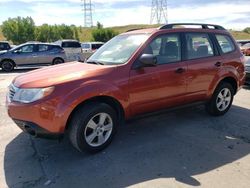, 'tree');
97,21,103,29
35,24,78,42
243,27,250,34
92,28,118,42
2,17,35,44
